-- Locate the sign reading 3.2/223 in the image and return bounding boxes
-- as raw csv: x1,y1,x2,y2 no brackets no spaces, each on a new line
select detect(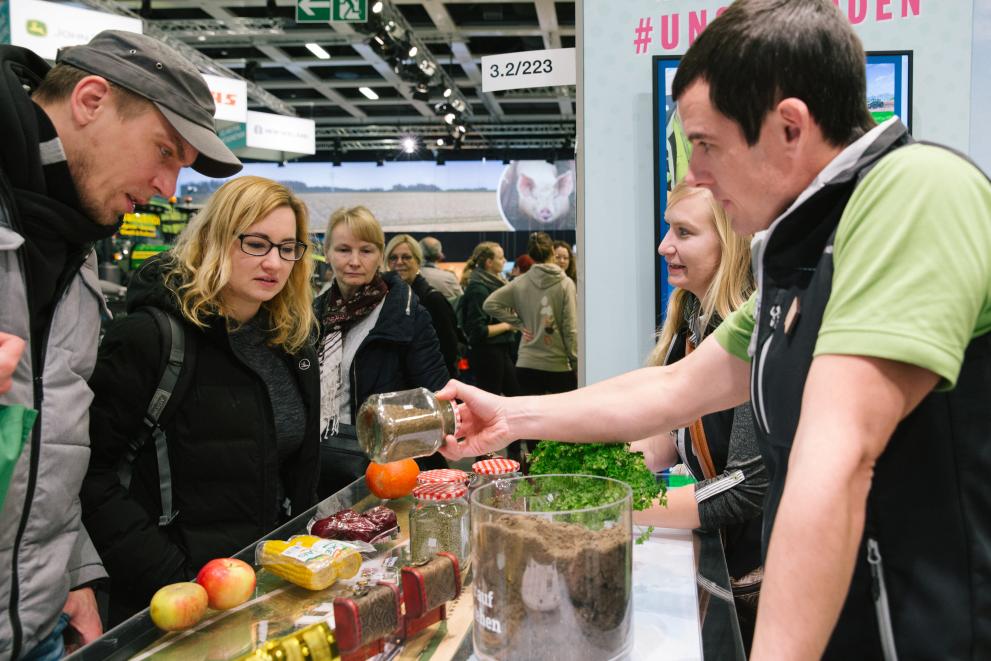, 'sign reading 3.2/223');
482,48,576,93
